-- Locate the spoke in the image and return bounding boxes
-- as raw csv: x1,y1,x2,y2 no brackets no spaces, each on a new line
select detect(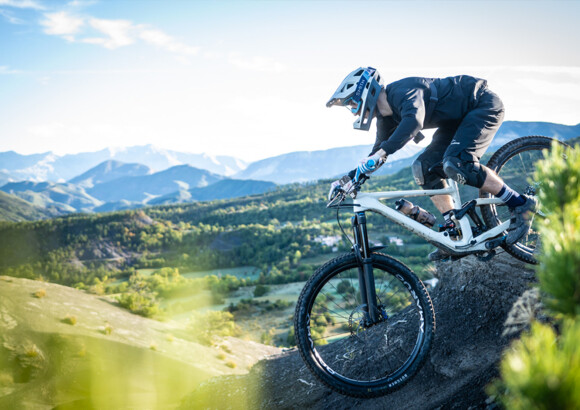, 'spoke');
303,260,427,384
313,299,350,321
